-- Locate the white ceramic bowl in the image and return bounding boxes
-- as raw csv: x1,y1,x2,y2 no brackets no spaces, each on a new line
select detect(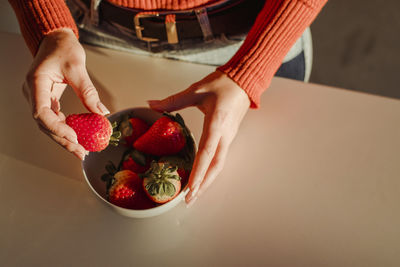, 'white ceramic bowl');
82,107,196,218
